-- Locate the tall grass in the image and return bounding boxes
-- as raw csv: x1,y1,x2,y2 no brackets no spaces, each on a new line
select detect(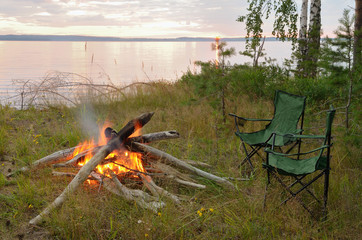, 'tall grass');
0,75,360,239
